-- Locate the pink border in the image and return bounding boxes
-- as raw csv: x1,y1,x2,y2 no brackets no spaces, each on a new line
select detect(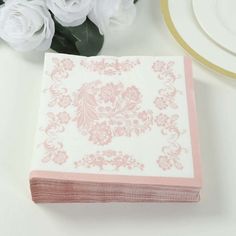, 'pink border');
30,57,202,188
